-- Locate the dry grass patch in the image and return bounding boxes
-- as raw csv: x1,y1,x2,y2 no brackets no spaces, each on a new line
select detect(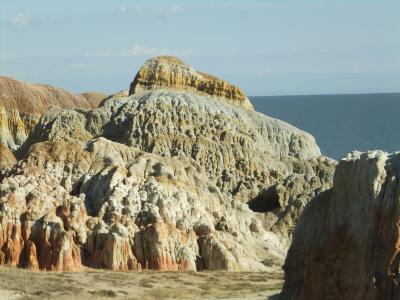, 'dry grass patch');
0,266,282,300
